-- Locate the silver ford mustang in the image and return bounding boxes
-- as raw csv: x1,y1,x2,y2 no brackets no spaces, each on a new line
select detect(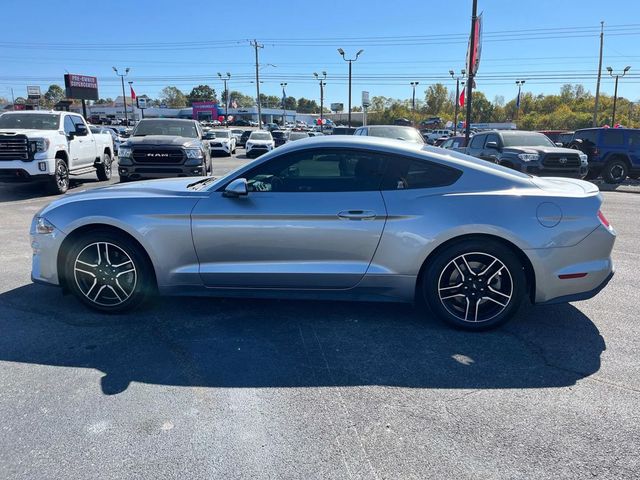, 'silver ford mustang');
30,136,616,330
